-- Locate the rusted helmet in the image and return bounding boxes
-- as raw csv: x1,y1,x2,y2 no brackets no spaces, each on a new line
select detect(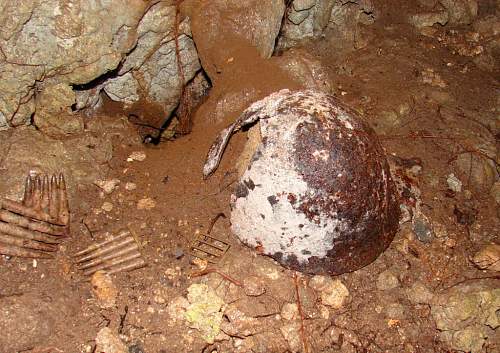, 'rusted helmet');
204,90,400,275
